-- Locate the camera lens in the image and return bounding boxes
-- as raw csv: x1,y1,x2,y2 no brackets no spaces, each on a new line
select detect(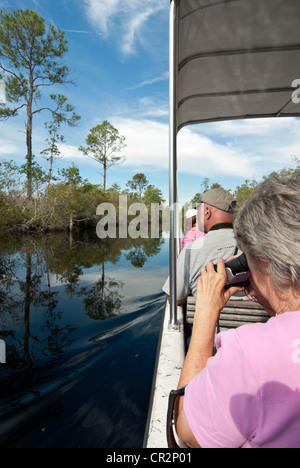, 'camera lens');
225,253,249,275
